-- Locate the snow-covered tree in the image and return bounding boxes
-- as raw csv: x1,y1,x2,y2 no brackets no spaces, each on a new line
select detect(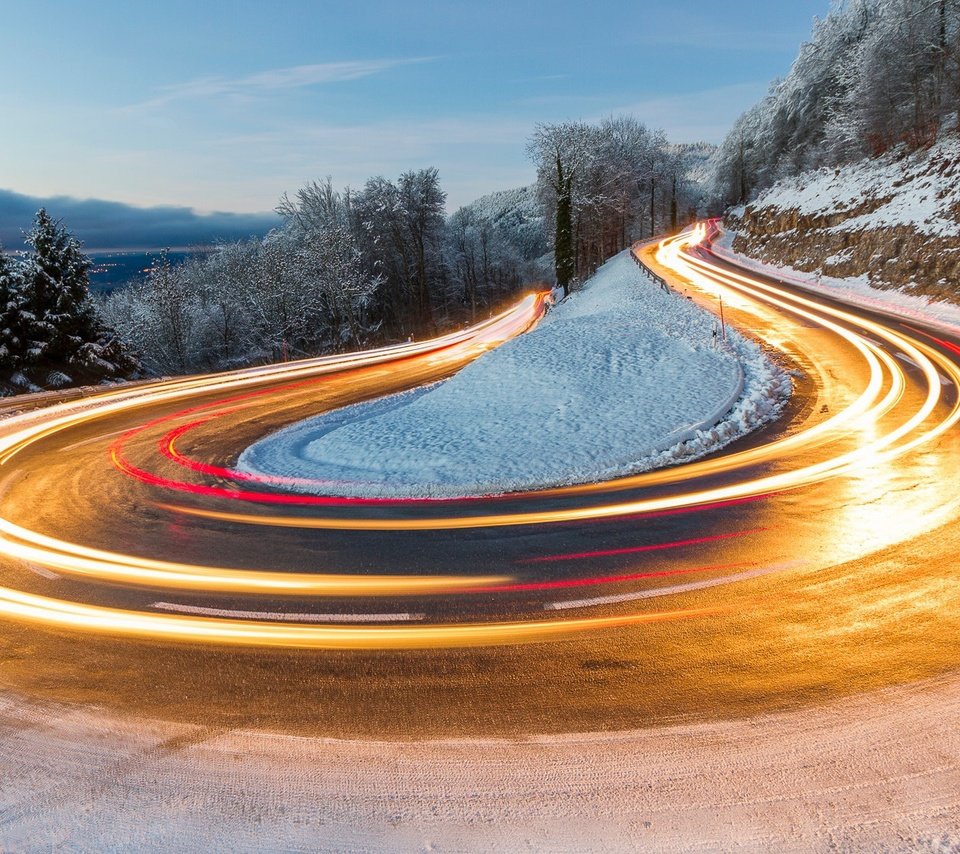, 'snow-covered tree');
528,117,694,284
134,250,202,374
711,0,960,205
353,169,446,336
0,250,28,370
276,177,381,350
22,208,101,365
446,186,549,317
101,169,550,375
195,241,256,367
